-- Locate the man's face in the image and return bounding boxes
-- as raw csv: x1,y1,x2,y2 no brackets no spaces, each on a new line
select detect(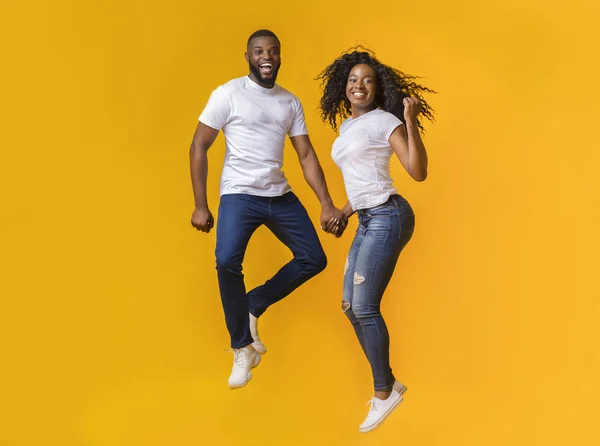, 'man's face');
245,36,281,88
